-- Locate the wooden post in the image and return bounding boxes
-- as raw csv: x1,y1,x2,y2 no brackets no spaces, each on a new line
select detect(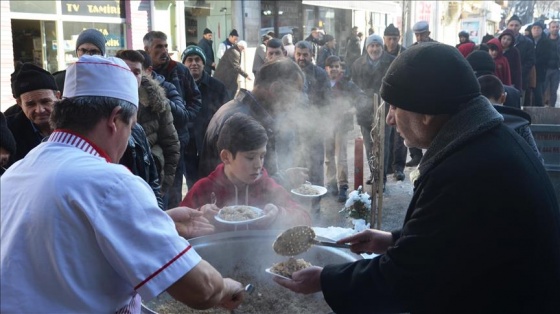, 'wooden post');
369,94,385,229
376,99,385,230
354,137,364,191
